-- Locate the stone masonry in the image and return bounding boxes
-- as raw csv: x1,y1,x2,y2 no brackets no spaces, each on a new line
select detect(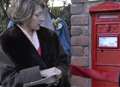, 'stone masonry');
70,0,90,87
